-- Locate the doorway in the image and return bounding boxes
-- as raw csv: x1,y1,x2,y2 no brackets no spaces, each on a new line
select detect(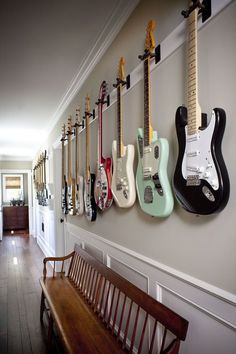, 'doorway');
0,169,33,240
